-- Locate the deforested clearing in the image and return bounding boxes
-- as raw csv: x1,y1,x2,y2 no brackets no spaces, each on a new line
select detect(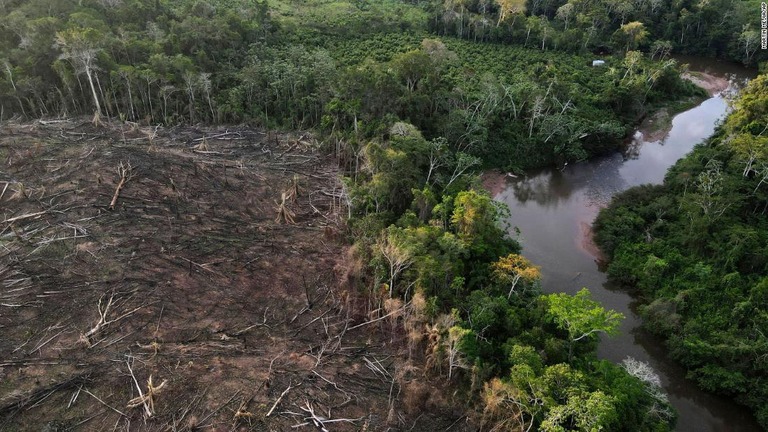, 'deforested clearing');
0,119,463,431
